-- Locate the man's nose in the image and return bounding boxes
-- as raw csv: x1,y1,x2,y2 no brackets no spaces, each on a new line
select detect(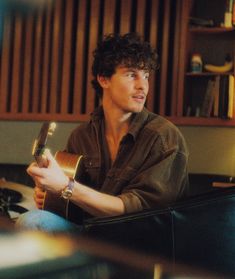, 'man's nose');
135,76,148,90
